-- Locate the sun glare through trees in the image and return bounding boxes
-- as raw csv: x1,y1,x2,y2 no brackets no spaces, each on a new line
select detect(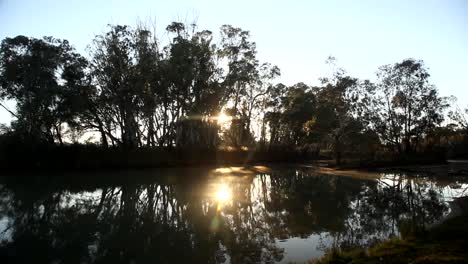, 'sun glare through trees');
0,1,467,263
